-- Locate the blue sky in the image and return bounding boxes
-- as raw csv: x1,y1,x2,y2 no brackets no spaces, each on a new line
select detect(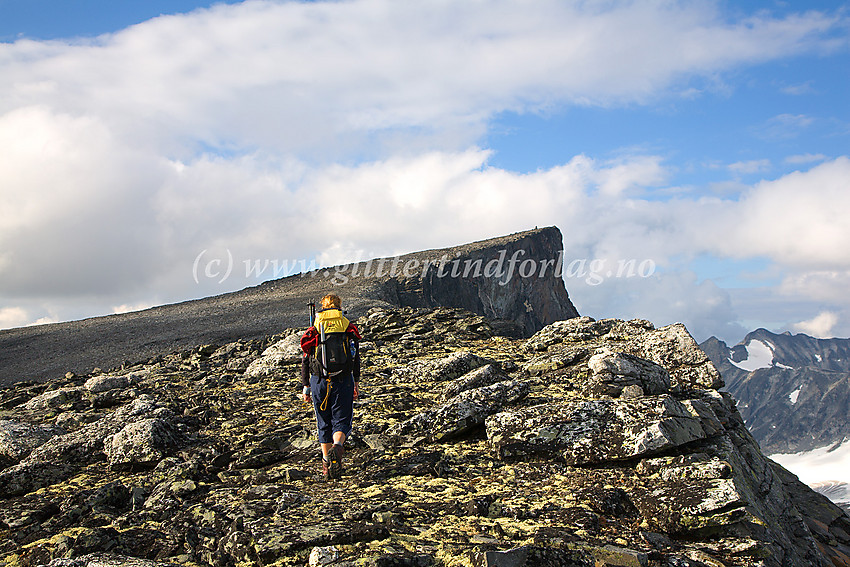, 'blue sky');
1,0,849,345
